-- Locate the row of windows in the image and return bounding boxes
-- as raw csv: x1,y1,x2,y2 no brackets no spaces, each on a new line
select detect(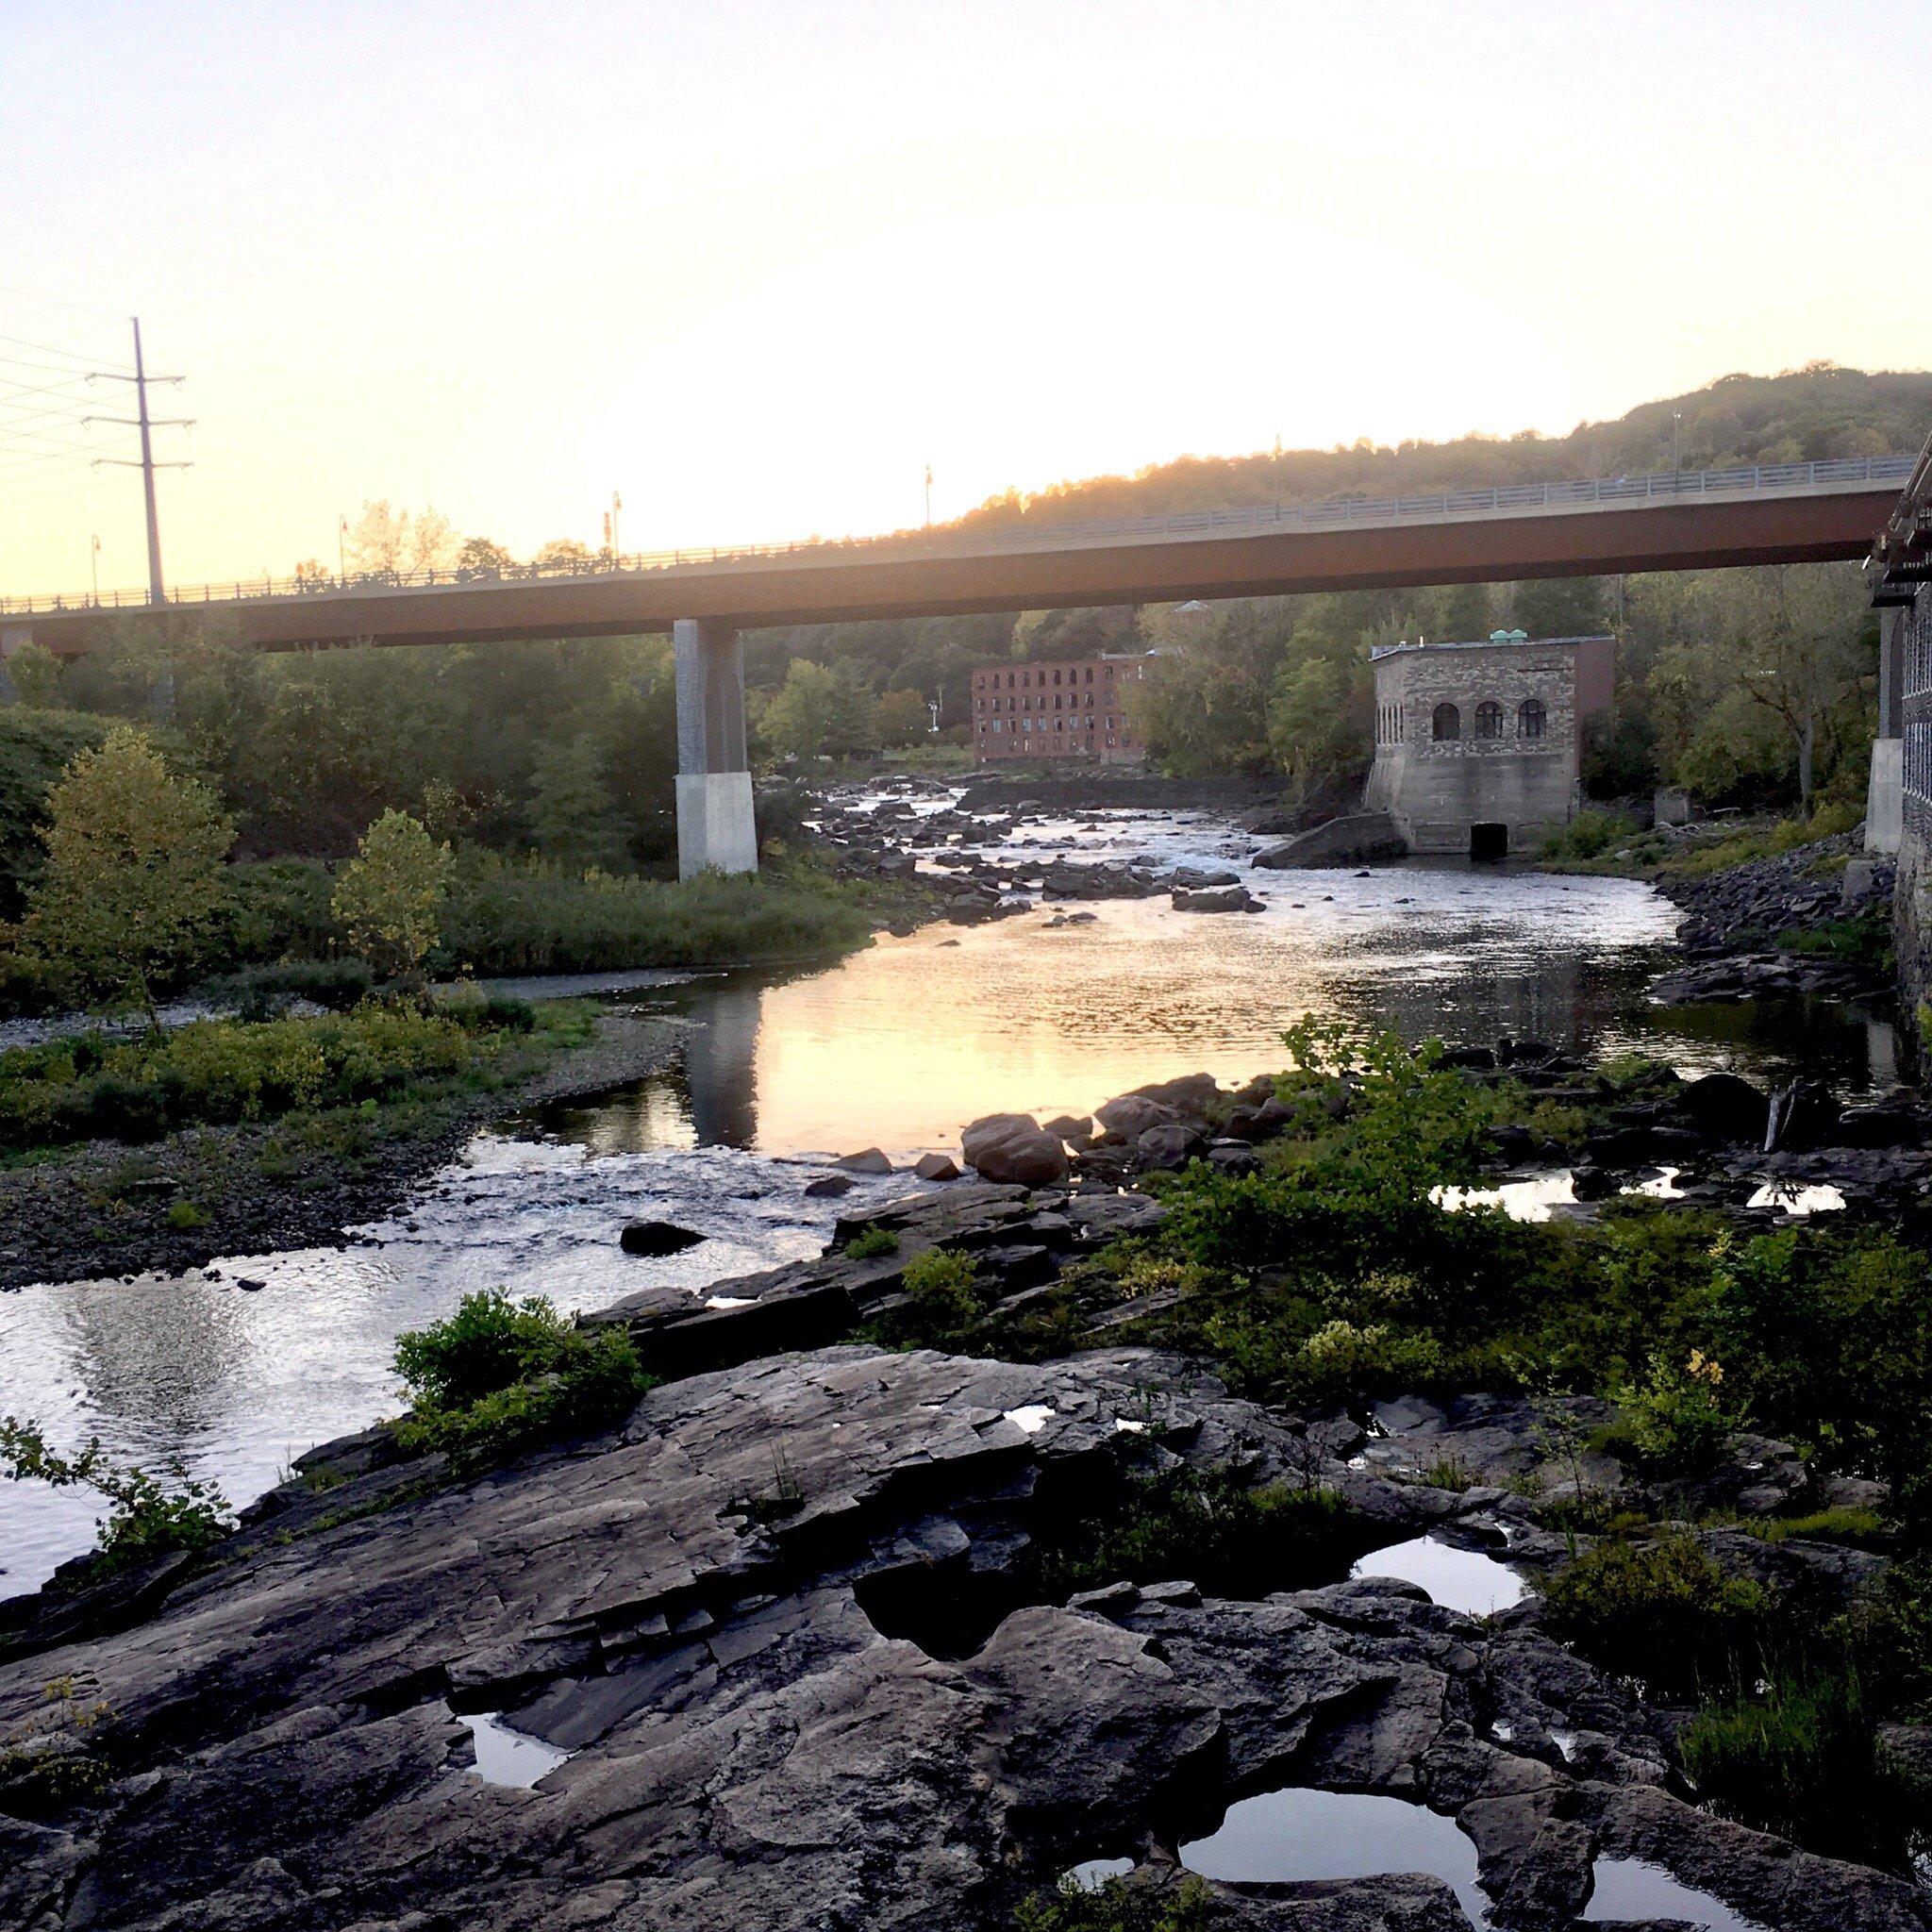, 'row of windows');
978,693,1114,714
1430,698,1546,743
974,665,1117,691
981,715,1120,734
981,725,1123,749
